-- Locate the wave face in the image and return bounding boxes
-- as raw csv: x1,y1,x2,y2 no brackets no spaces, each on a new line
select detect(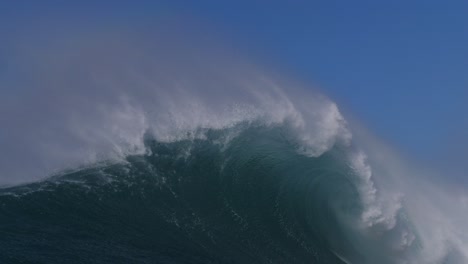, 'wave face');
1,123,361,263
